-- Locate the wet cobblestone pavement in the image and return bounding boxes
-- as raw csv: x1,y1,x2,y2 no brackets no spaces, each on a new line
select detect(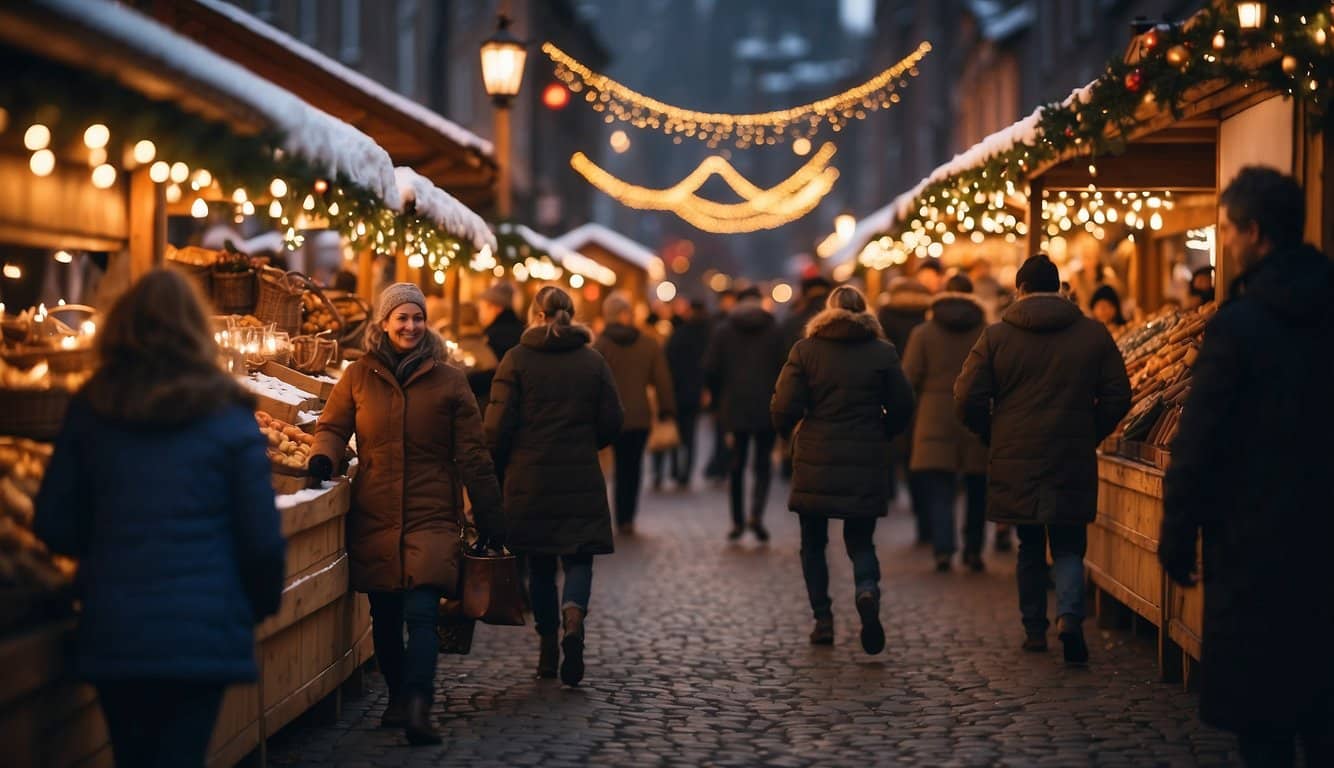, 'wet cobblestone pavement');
267,473,1239,767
